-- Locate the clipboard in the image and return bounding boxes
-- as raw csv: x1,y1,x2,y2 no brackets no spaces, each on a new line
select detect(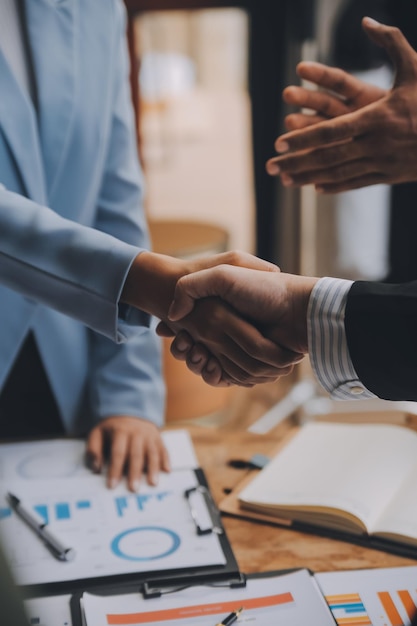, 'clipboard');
58,468,245,626
14,468,242,599
0,435,242,600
